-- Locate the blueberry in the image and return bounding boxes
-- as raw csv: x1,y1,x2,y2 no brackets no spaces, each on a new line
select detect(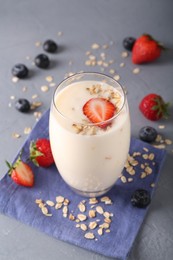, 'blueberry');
12,64,28,78
35,54,50,69
43,40,58,53
123,37,136,51
131,189,151,208
15,98,31,113
139,126,157,143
